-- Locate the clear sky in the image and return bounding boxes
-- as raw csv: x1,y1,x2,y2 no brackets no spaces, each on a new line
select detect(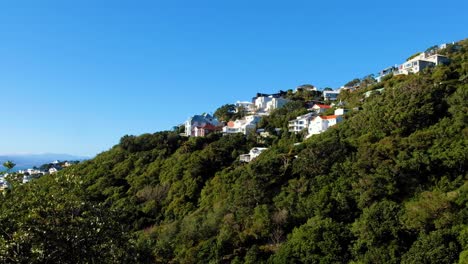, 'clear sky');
0,0,466,157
